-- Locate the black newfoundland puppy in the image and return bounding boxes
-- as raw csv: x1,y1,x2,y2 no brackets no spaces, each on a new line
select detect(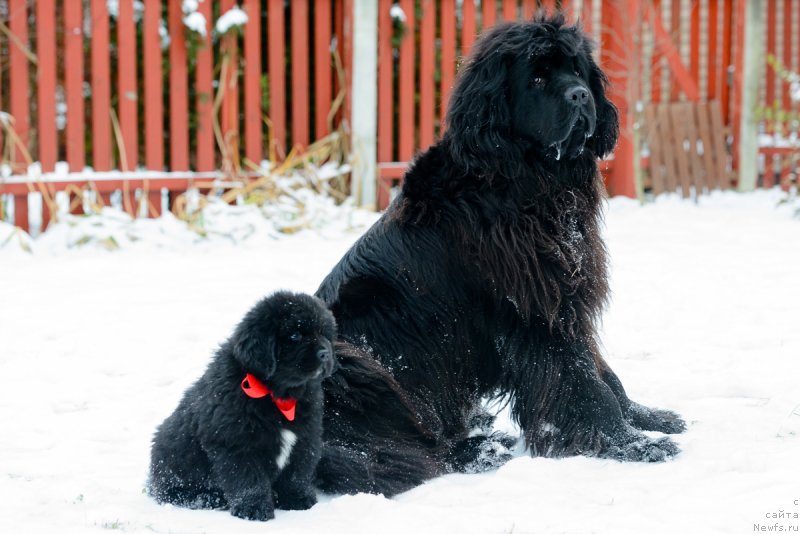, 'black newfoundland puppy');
316,14,685,496
148,292,336,521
